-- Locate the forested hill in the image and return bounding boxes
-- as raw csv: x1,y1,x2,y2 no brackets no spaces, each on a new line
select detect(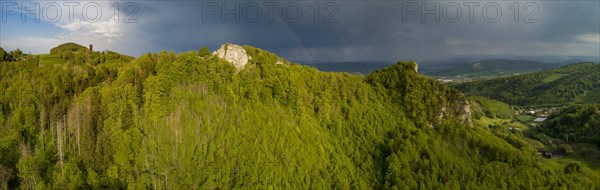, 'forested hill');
0,43,597,189
430,59,568,77
539,104,600,147
453,62,600,107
